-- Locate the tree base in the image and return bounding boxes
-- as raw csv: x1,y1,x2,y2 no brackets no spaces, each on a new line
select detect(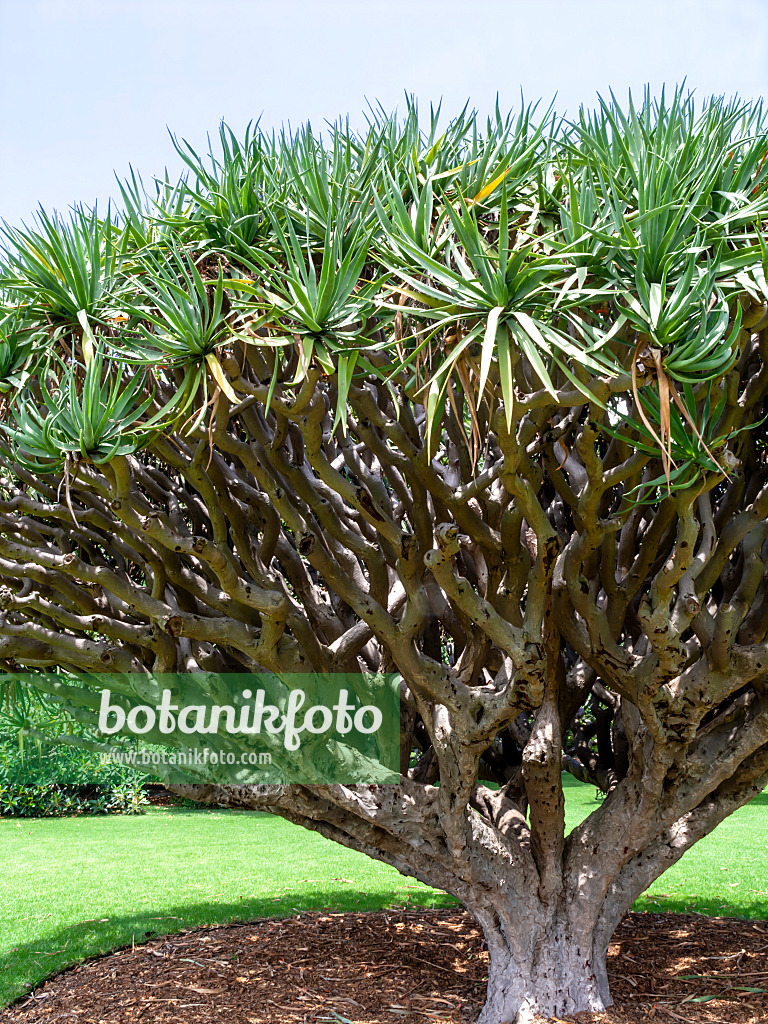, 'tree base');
476,921,610,1024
